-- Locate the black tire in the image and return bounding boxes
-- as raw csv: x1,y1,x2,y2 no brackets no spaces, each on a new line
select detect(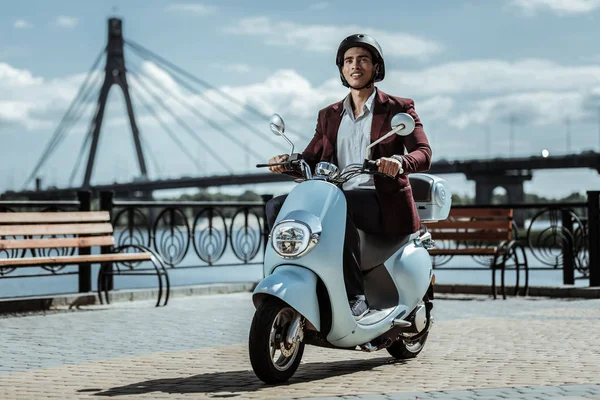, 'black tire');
249,297,305,384
386,331,429,359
